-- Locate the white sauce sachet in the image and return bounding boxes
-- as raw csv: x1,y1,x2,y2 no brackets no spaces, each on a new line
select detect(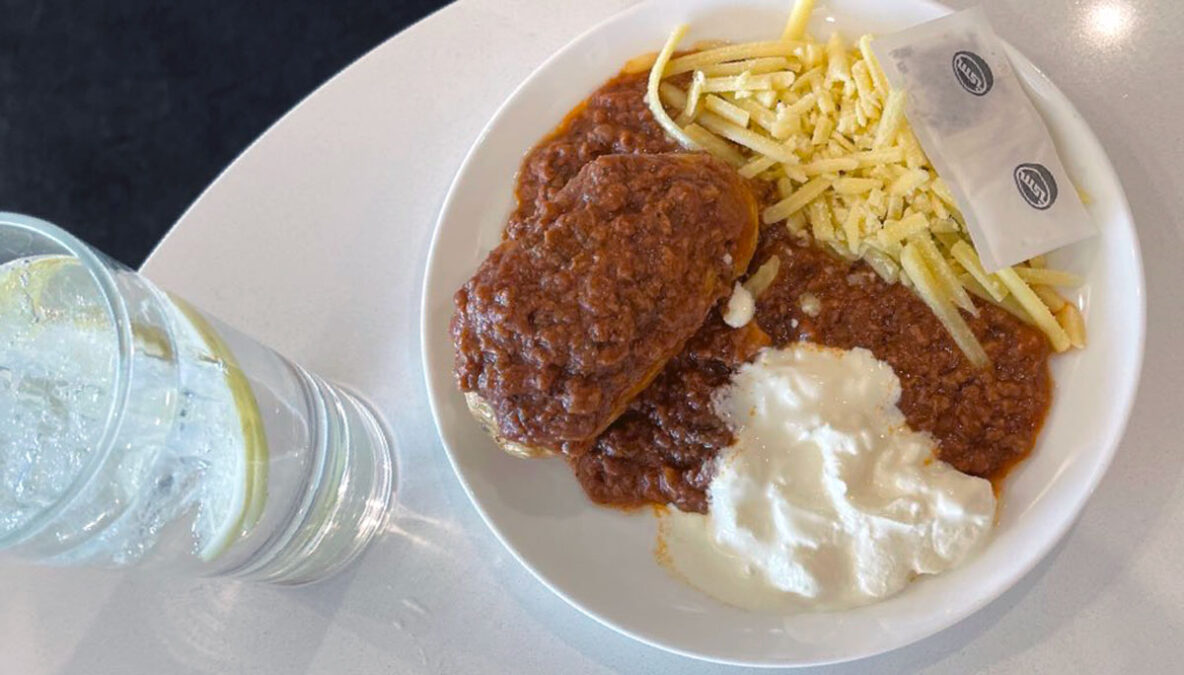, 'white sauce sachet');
872,7,1095,272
